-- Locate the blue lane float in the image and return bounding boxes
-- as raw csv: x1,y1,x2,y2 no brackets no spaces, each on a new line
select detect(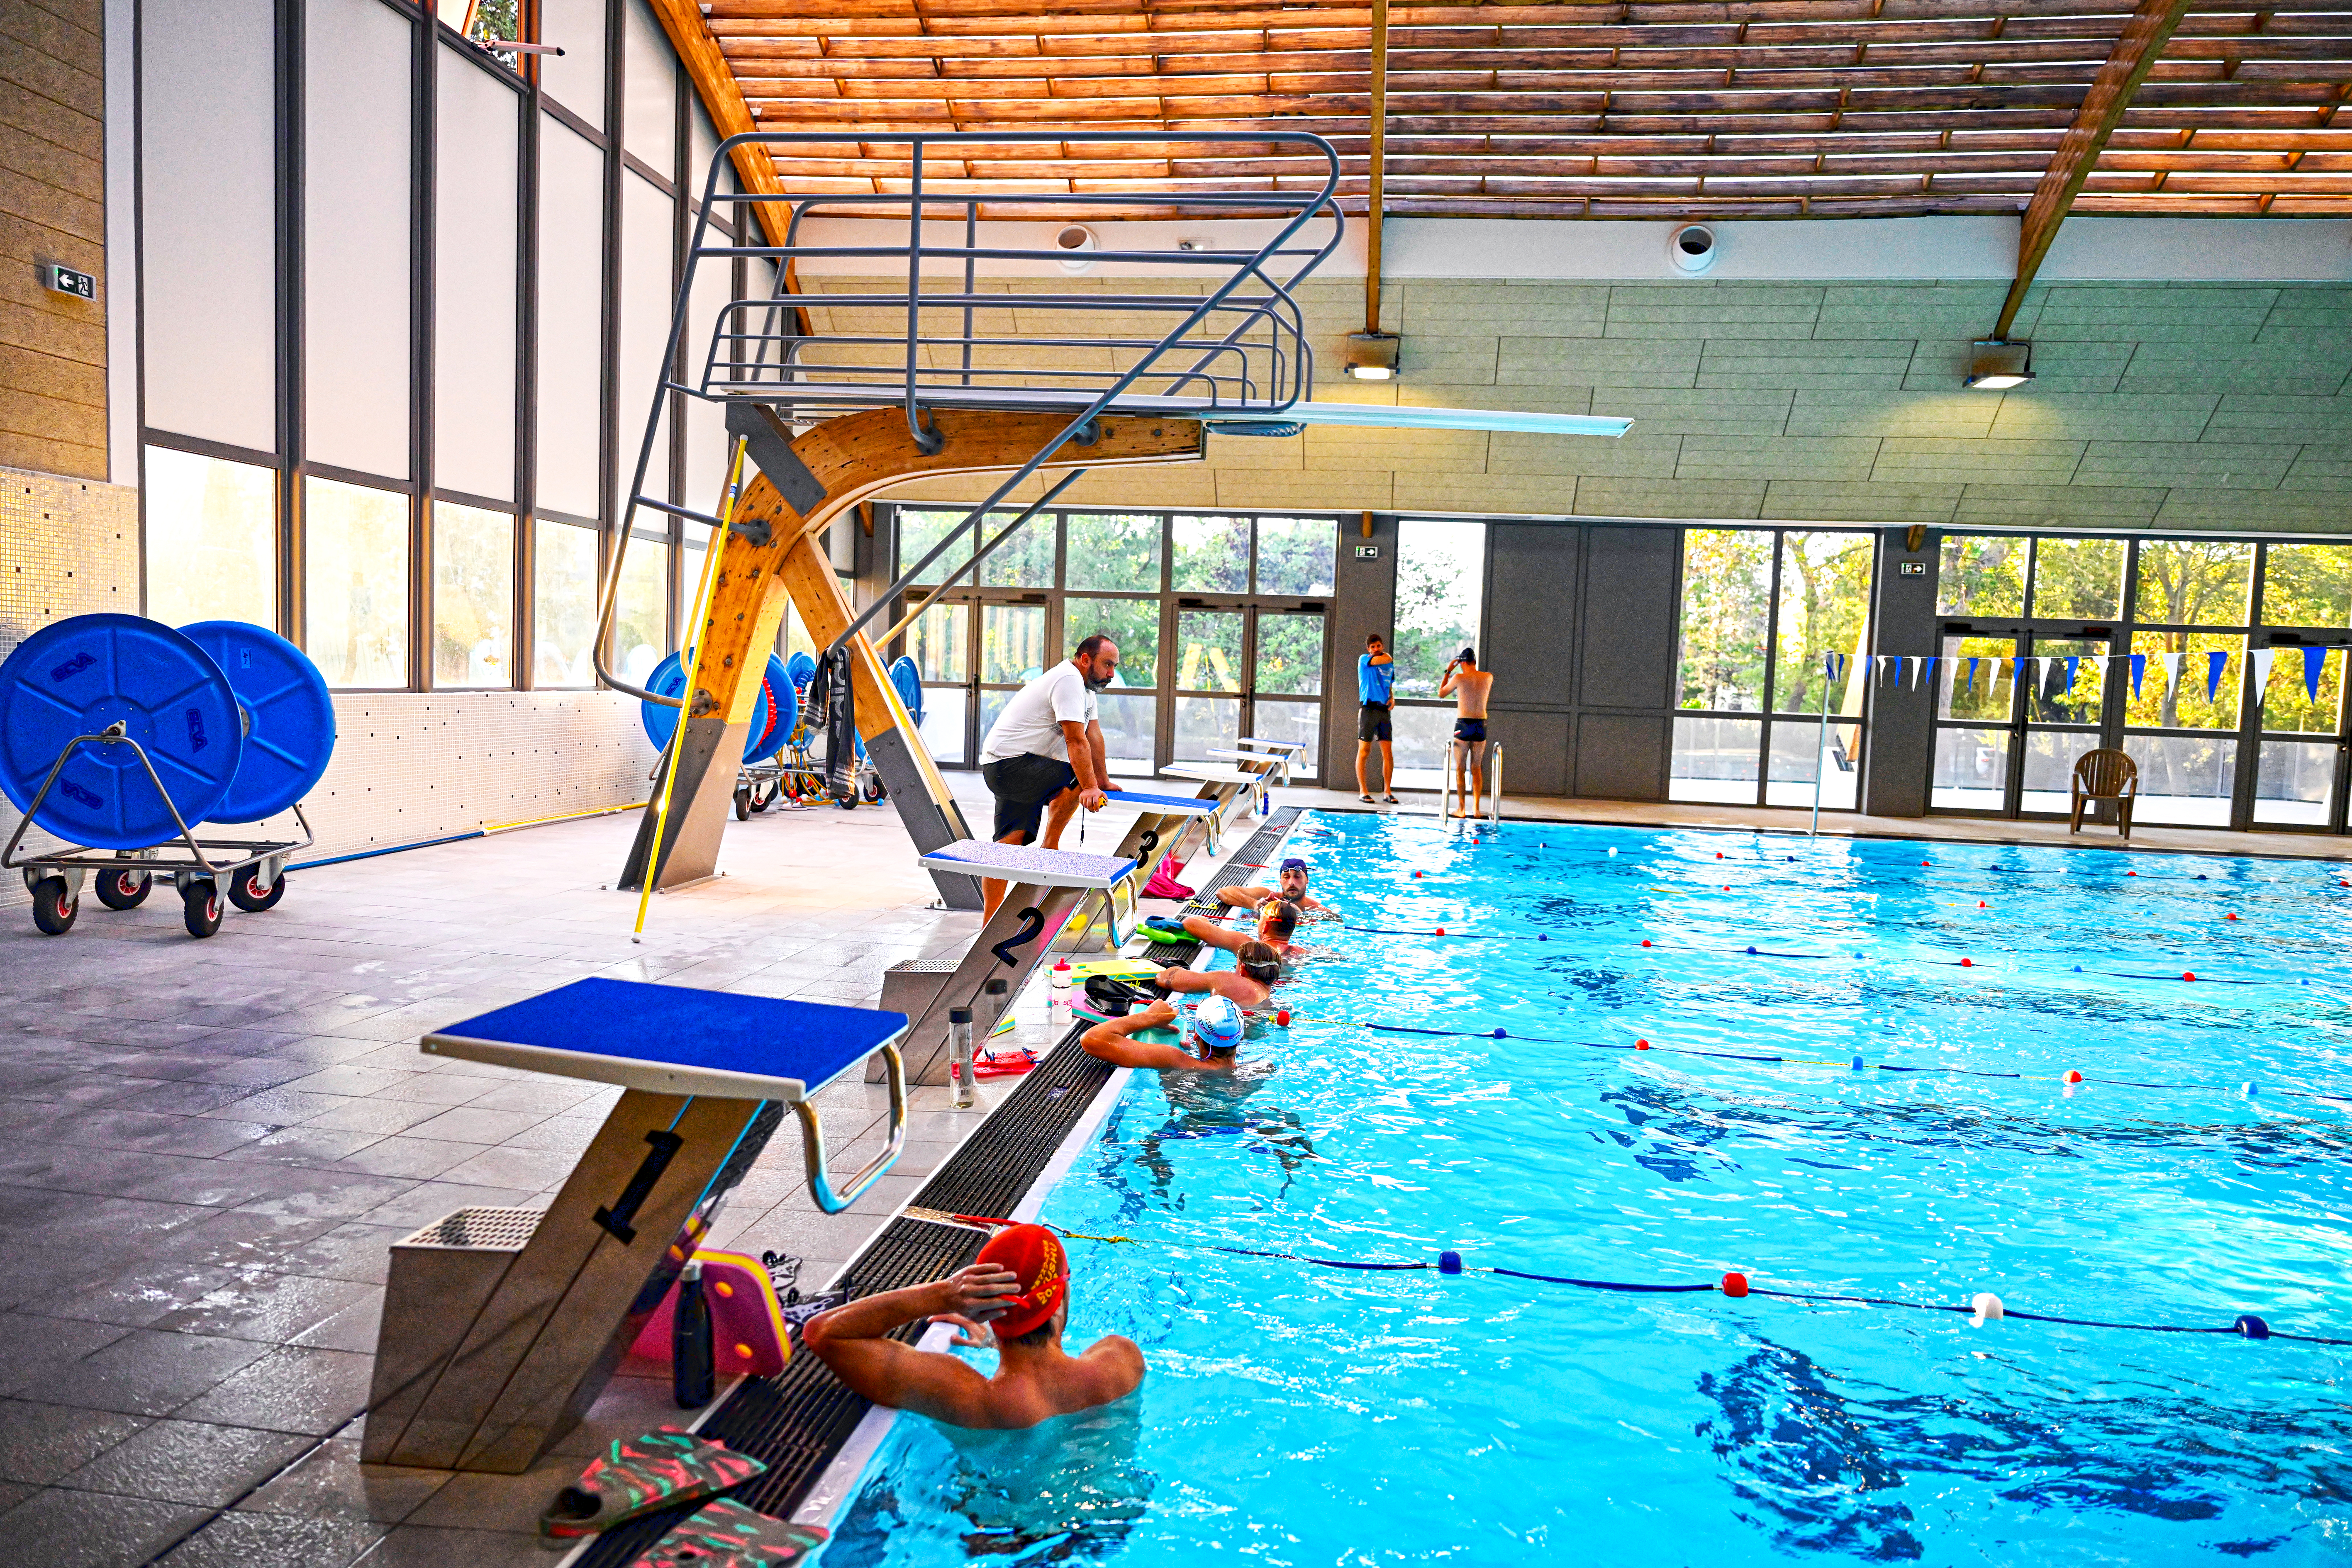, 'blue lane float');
0,613,246,849
178,620,336,822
